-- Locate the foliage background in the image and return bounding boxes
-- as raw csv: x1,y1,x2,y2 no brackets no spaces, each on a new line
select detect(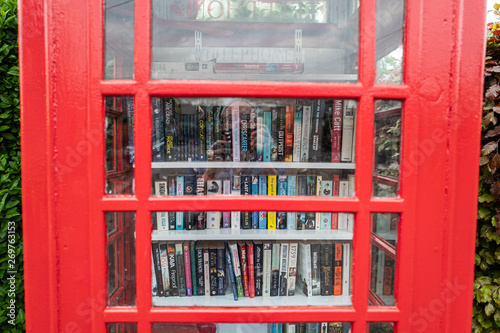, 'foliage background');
0,0,23,332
